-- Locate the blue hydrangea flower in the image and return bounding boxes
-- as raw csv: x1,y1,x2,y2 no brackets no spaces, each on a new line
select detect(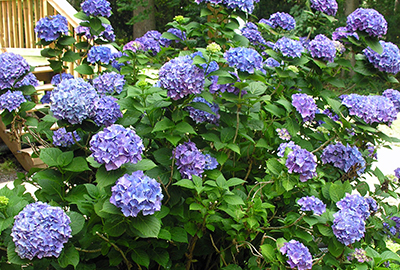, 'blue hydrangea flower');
81,0,111,17
285,147,318,182
307,34,337,62
41,91,51,104
395,168,400,179
276,128,291,141
384,216,400,238
337,193,370,220
224,47,264,74
297,196,326,215
110,171,163,217
292,93,318,122
14,73,39,88
241,22,266,47
366,197,378,212
51,73,74,86
346,8,387,37
204,154,218,170
159,55,205,100
163,28,187,47
265,57,281,67
383,89,400,112
209,72,247,96
310,0,338,16
90,124,143,171
35,15,68,42
123,40,144,52
363,41,400,74
52,127,81,147
11,202,72,260
277,141,300,157
87,46,114,64
347,248,371,263
280,240,312,270
0,52,30,90
321,108,339,121
126,30,164,55
92,95,122,126
173,141,205,180
93,72,125,95
332,208,365,246
224,0,259,13
186,97,220,124
274,37,304,58
111,51,127,71
261,12,296,30
0,90,26,111
50,78,98,124
75,23,115,42
332,27,359,41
